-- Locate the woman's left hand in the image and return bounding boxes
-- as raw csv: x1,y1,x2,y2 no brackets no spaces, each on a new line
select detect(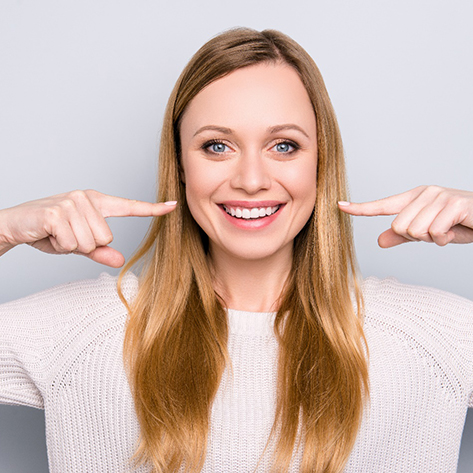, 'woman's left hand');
338,185,473,248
